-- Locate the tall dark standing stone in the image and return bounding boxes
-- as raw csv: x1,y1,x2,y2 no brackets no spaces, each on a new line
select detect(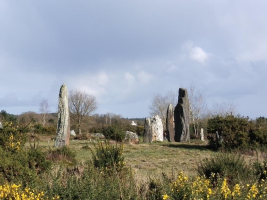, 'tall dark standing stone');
144,118,152,143
55,84,70,147
166,104,175,142
174,88,190,142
